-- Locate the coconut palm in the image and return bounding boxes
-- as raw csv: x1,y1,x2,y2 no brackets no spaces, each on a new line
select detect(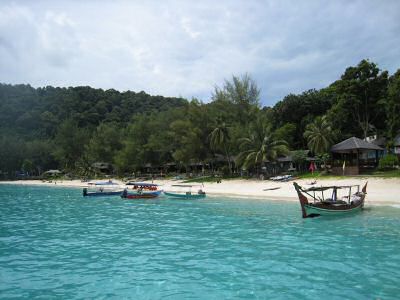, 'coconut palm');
209,120,232,174
303,116,333,154
236,126,289,173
